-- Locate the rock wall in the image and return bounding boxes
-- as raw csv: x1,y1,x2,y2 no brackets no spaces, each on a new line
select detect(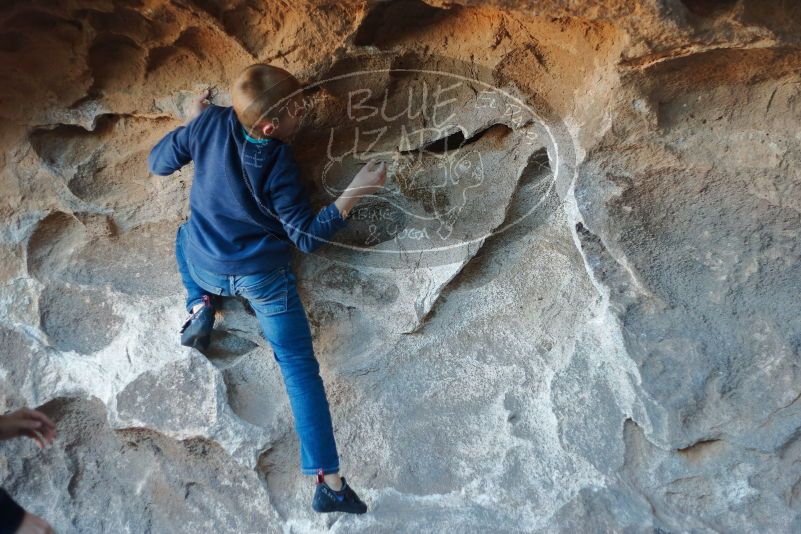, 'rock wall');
1,0,799,532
